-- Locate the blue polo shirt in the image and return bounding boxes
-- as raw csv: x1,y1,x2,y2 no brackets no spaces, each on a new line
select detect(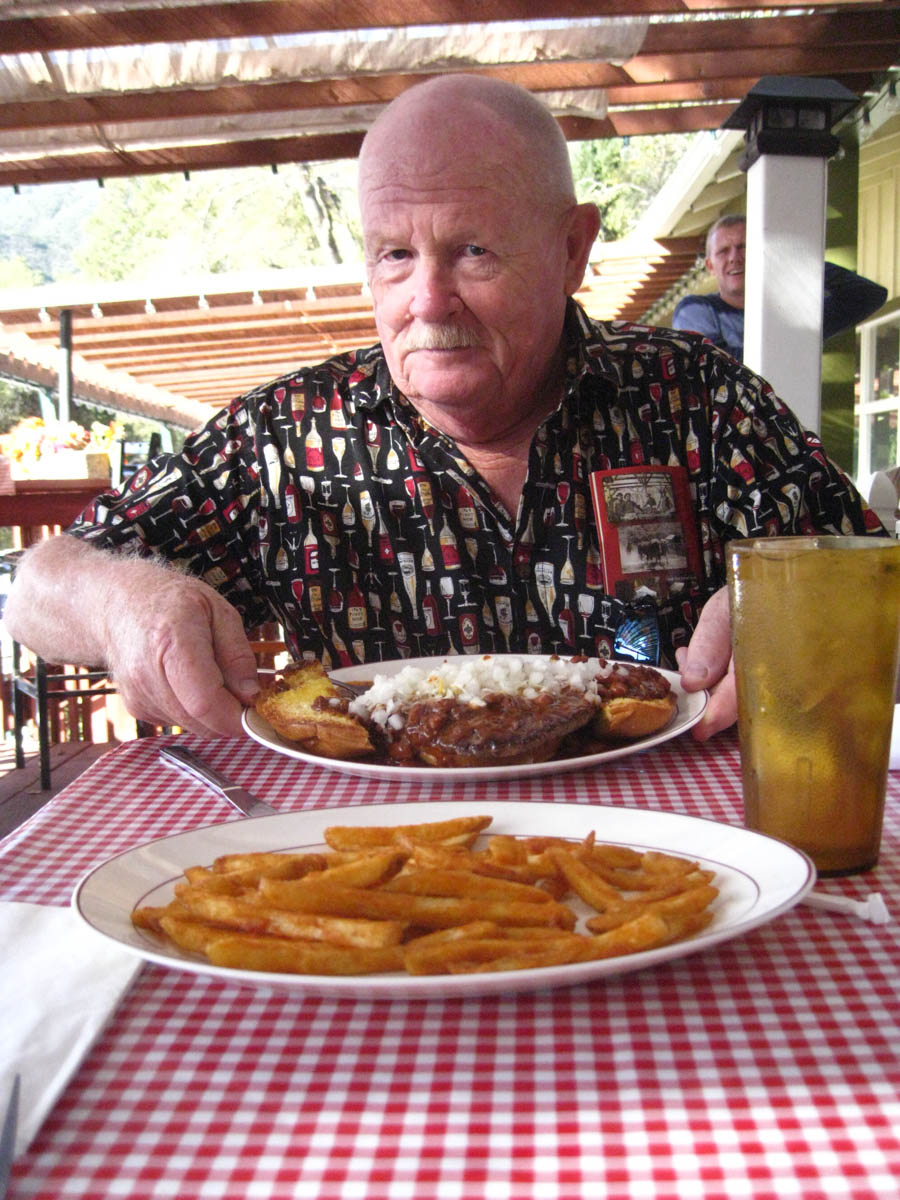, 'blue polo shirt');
671,294,743,359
